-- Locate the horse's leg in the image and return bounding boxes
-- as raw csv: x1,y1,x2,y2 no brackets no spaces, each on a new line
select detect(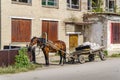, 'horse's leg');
44,52,49,65
32,47,36,63
63,53,66,64
43,52,49,65
59,51,66,65
61,52,66,65
59,51,62,65
42,49,49,65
